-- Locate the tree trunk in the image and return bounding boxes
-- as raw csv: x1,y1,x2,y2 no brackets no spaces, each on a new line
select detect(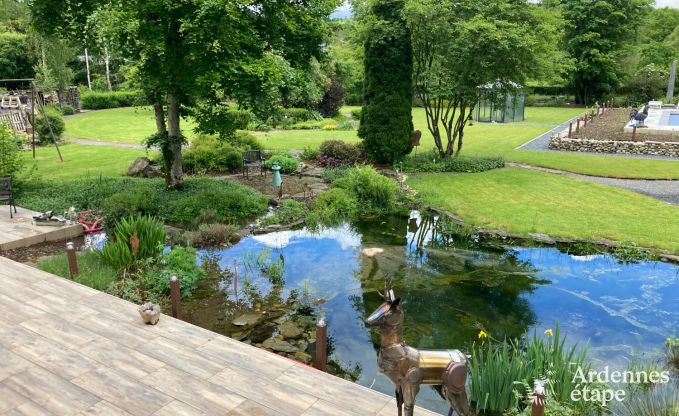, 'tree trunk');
104,46,112,91
153,102,172,186
153,102,167,136
84,48,92,90
166,94,183,189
